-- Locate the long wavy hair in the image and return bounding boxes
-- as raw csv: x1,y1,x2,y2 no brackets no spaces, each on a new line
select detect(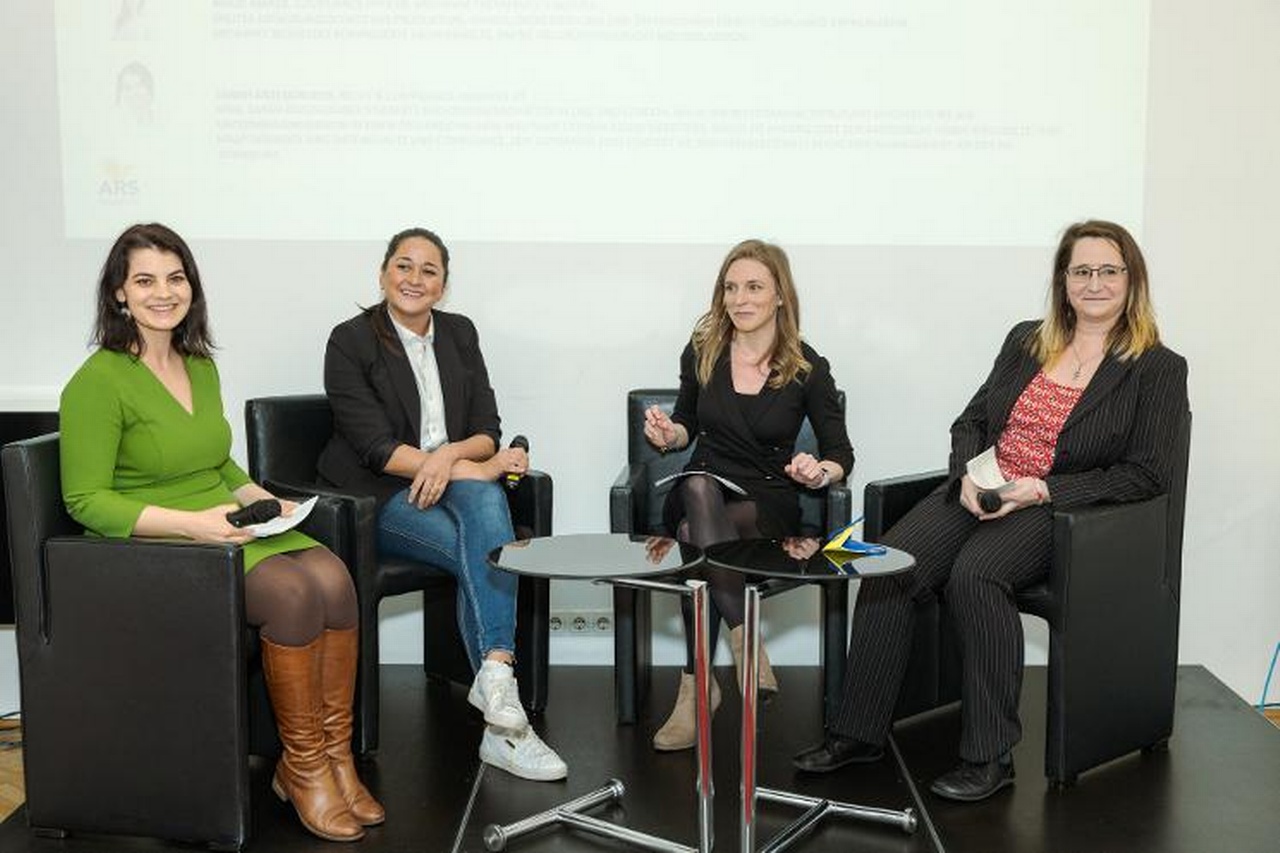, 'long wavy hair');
368,226,451,354
1030,220,1160,364
94,222,215,358
691,239,809,388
